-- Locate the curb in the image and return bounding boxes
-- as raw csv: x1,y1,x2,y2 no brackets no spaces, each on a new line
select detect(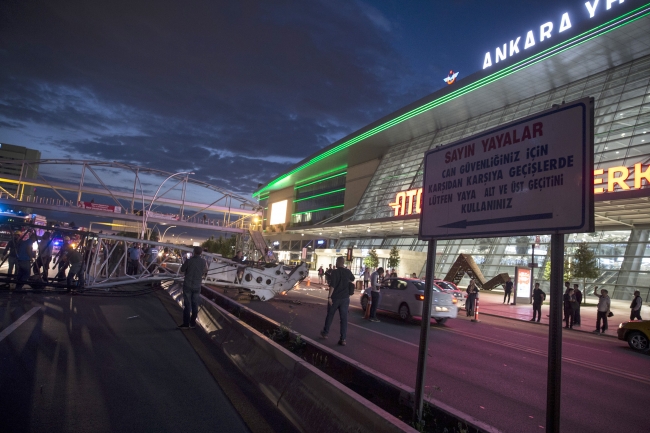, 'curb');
471,310,619,339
